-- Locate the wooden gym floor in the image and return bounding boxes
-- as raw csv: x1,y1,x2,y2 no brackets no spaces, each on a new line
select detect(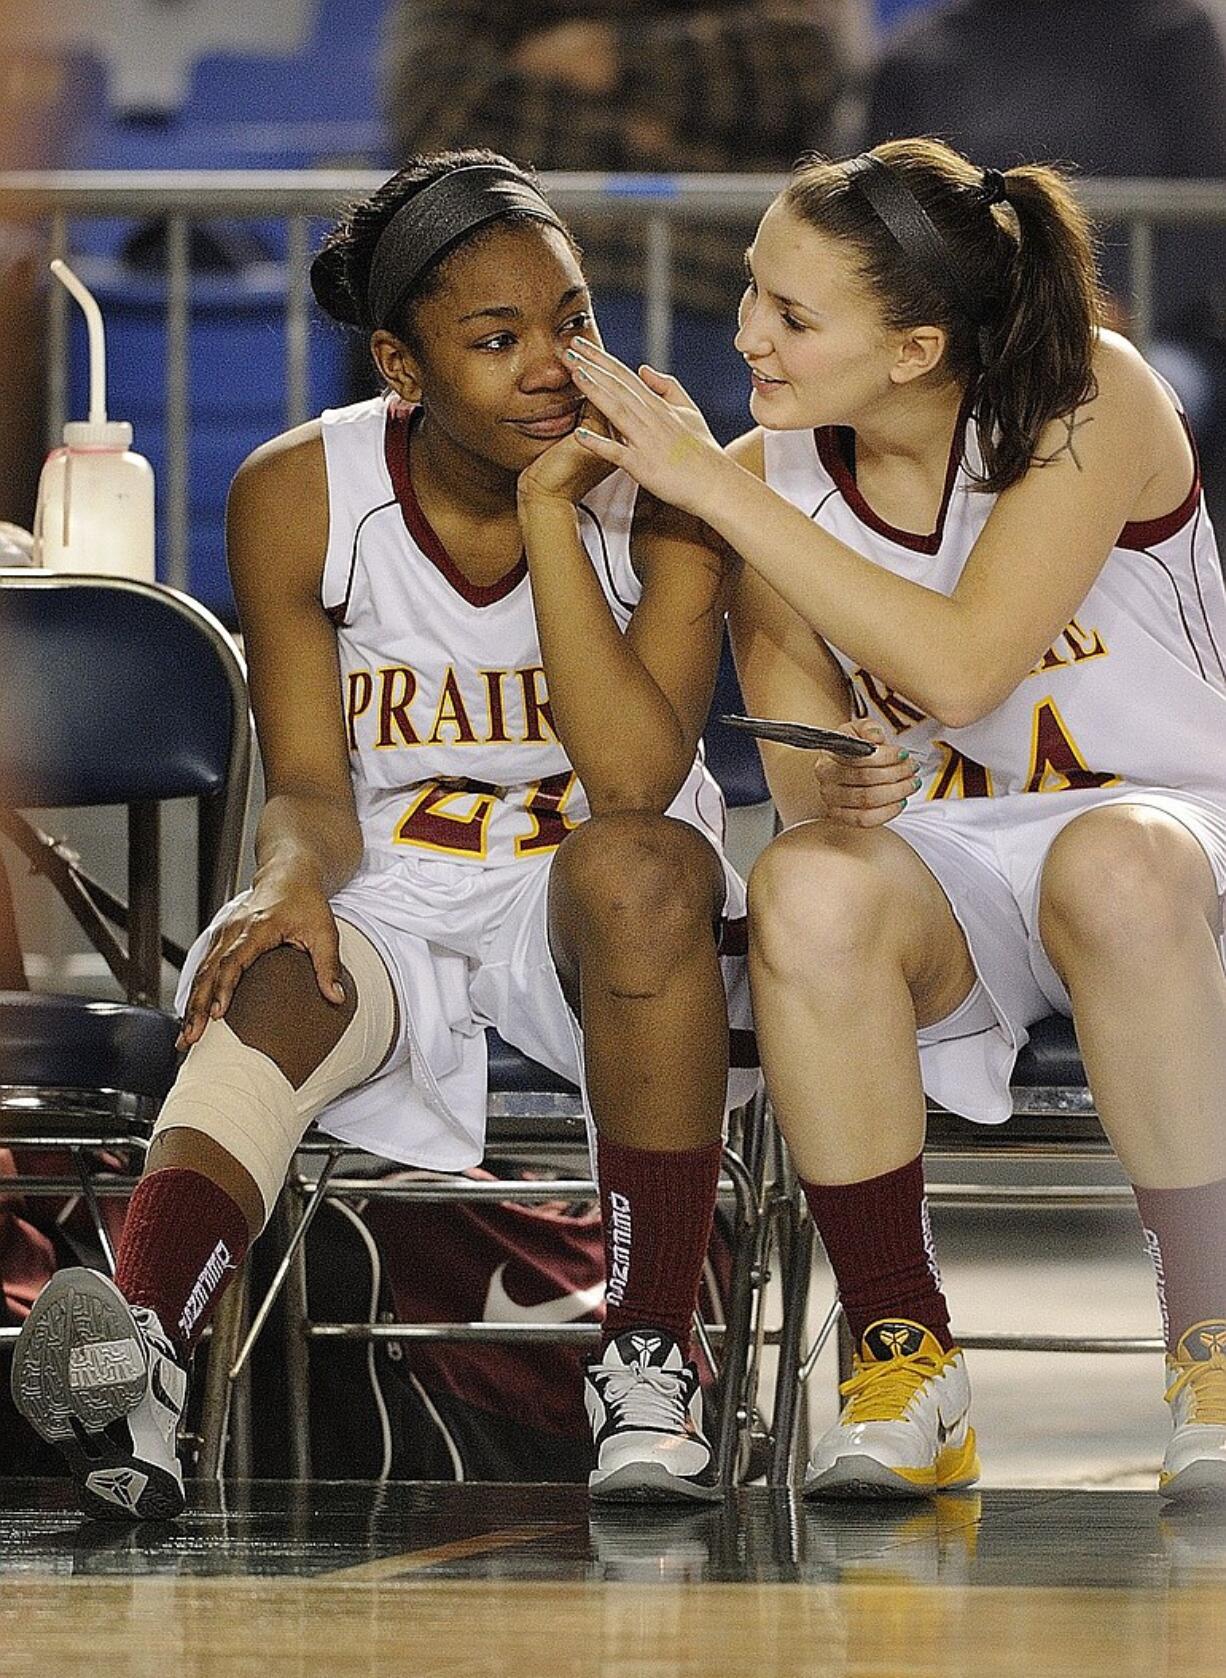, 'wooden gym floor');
2,1480,1225,1676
